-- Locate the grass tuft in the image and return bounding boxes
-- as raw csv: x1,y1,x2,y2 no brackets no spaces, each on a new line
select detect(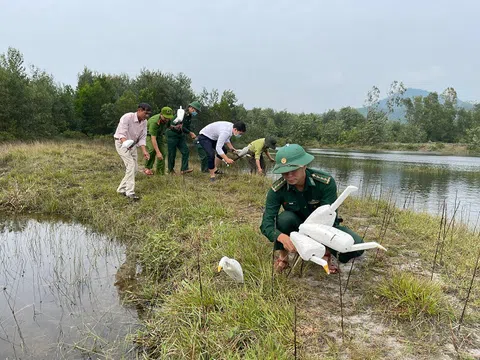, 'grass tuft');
375,271,453,321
